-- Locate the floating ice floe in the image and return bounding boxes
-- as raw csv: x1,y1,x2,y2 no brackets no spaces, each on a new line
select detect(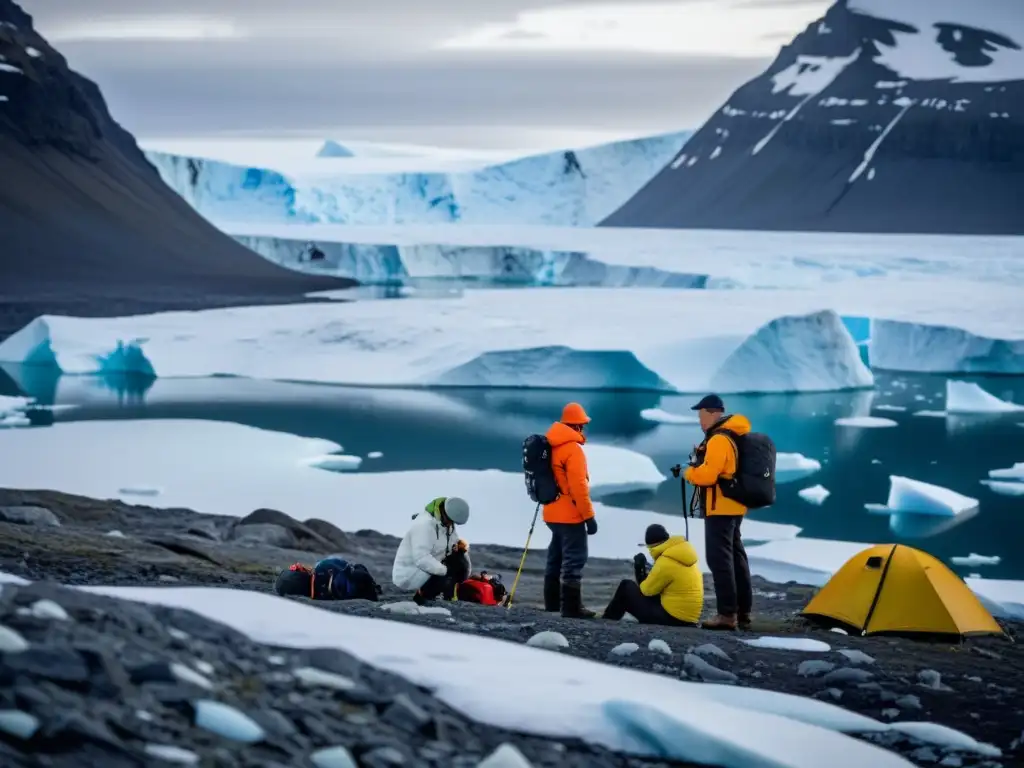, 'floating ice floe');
865,476,979,539
776,453,822,484
640,407,699,425
946,381,1024,414
798,485,831,505
979,480,1024,497
0,291,874,395
304,454,364,472
950,553,1000,568
834,416,898,428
